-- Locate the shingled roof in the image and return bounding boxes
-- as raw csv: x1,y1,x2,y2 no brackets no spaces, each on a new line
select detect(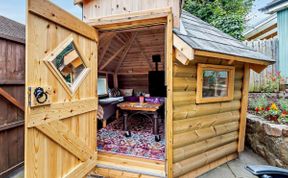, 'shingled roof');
0,16,25,44
174,10,274,63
